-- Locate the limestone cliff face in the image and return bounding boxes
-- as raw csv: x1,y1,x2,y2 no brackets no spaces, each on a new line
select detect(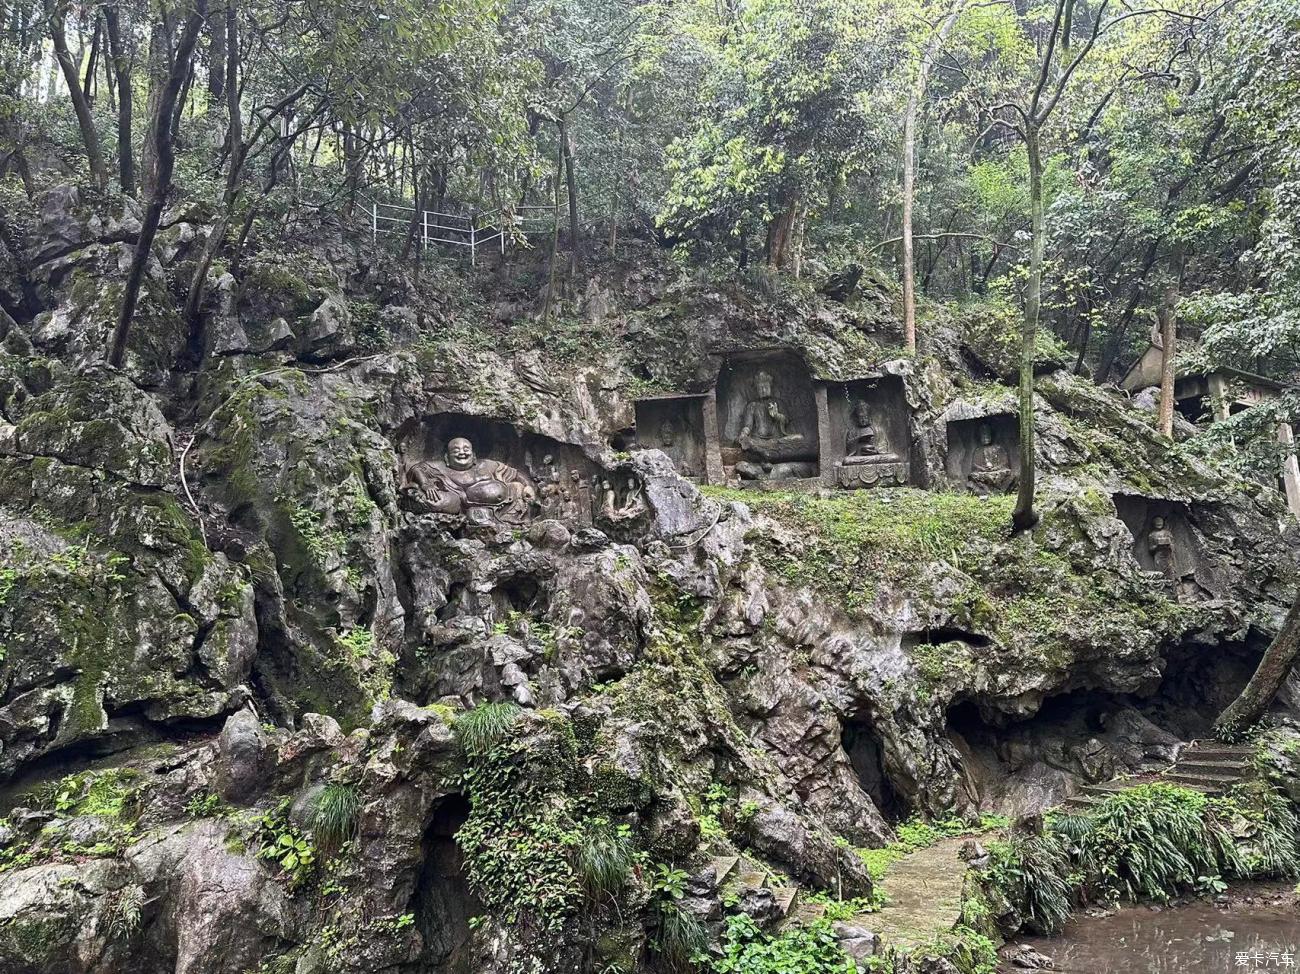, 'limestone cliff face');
0,187,1296,973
